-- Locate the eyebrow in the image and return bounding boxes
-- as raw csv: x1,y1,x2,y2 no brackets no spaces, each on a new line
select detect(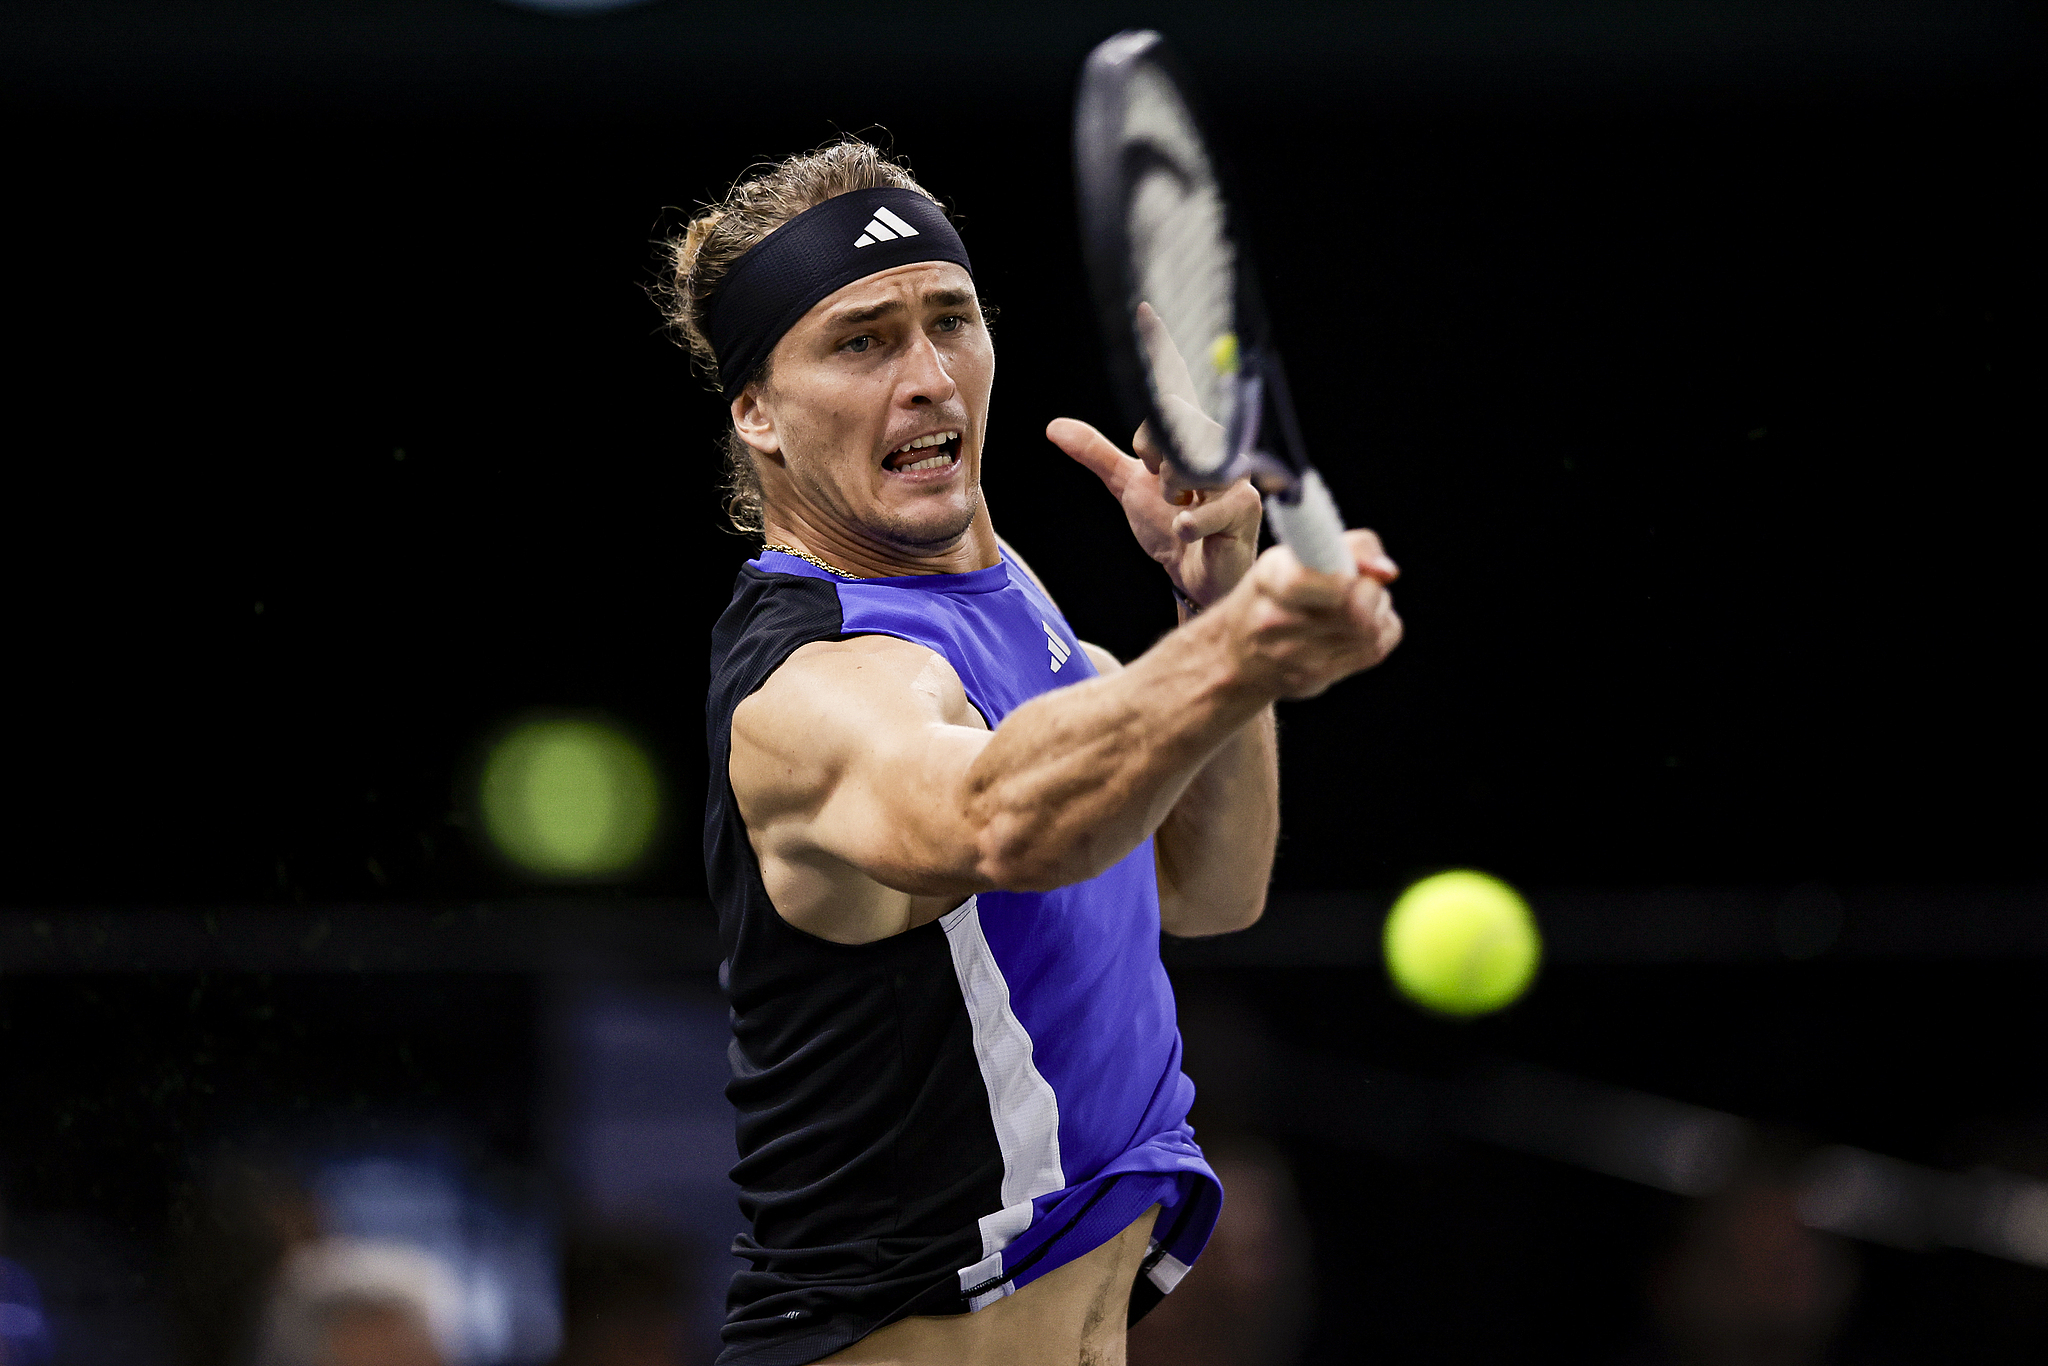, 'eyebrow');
828,288,976,327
